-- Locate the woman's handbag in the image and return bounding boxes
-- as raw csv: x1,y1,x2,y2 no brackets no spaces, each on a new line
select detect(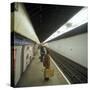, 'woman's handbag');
44,68,54,77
